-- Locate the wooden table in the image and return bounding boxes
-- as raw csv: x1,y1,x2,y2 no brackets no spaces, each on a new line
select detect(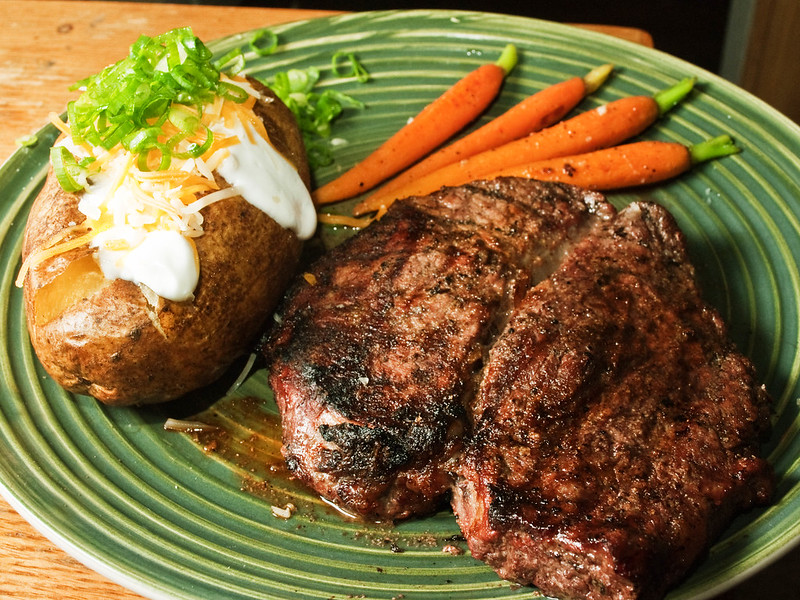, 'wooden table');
0,2,797,599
